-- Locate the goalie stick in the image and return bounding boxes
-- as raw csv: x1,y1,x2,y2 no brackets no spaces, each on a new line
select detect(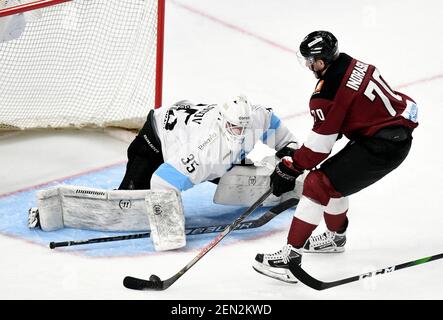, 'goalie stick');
288,252,443,290
49,197,299,249
124,188,286,291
